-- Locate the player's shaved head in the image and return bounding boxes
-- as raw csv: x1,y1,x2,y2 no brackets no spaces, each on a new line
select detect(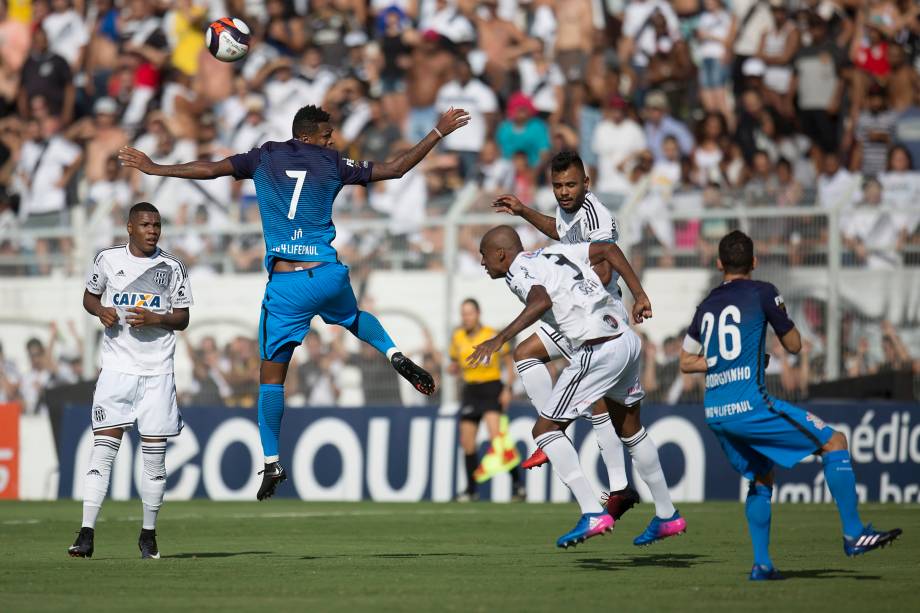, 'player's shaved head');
481,225,523,252
129,202,159,220
479,225,524,279
718,230,755,274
